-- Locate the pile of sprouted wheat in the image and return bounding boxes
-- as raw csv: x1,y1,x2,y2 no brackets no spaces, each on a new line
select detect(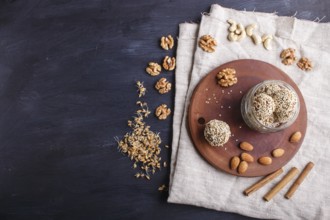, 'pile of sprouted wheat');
116,101,162,180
